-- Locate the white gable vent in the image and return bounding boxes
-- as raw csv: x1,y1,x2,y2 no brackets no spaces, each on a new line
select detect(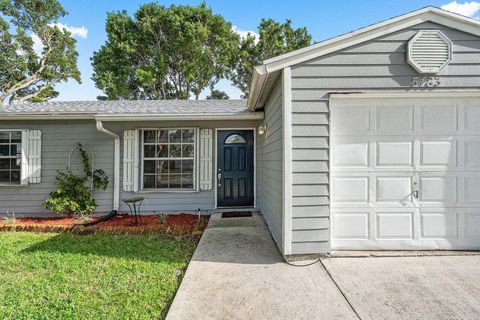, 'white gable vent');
407,30,452,74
